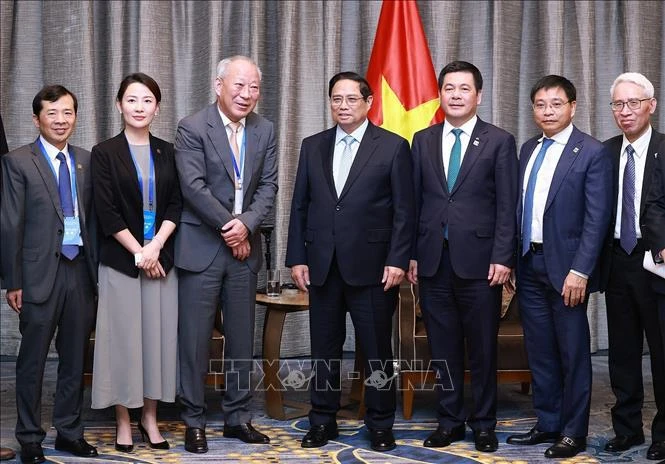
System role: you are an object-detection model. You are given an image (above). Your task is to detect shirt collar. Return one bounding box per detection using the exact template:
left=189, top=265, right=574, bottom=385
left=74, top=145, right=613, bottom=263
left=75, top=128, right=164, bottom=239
left=443, top=115, right=478, bottom=137
left=336, top=118, right=369, bottom=145
left=621, top=125, right=652, bottom=158
left=218, top=106, right=246, bottom=130
left=539, top=123, right=574, bottom=146
left=39, top=135, right=69, bottom=161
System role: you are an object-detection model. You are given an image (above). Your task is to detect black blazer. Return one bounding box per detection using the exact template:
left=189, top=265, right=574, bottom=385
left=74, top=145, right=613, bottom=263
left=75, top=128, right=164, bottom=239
left=91, top=132, right=182, bottom=277
left=599, top=130, right=664, bottom=291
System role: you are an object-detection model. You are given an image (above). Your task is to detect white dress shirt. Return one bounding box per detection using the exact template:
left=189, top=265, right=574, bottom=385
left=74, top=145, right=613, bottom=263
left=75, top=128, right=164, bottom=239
left=440, top=116, right=478, bottom=177
left=613, top=125, right=652, bottom=239
left=333, top=118, right=369, bottom=185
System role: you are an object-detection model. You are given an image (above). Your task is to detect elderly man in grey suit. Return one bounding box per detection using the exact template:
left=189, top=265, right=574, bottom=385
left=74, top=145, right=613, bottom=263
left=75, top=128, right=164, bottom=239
left=1, top=86, right=98, bottom=464
left=175, top=55, right=278, bottom=453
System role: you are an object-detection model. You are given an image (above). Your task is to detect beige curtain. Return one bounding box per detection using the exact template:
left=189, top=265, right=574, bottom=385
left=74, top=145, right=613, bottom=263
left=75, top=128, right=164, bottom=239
left=1, top=0, right=663, bottom=356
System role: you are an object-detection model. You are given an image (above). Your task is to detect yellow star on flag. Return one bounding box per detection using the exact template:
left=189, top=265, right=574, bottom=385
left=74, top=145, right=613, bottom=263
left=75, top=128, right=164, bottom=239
left=379, top=76, right=441, bottom=144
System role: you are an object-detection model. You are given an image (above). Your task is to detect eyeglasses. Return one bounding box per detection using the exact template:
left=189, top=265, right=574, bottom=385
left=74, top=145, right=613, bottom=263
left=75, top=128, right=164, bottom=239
left=331, top=95, right=365, bottom=108
left=532, top=100, right=571, bottom=112
left=609, top=98, right=651, bottom=112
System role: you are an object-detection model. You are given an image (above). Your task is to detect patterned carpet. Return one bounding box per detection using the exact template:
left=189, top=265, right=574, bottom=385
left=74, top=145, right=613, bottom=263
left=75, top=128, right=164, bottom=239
left=1, top=356, right=659, bottom=463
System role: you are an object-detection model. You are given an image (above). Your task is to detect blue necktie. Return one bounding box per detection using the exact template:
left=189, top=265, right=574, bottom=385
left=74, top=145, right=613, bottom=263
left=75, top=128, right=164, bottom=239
left=56, top=152, right=79, bottom=260
left=620, top=144, right=637, bottom=254
left=447, top=128, right=463, bottom=189
left=521, top=138, right=554, bottom=256
left=444, top=128, right=463, bottom=240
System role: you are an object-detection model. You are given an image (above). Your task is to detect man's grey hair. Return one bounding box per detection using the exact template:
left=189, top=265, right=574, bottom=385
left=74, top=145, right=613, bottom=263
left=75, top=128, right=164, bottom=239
left=216, top=55, right=262, bottom=81
left=610, top=72, right=655, bottom=99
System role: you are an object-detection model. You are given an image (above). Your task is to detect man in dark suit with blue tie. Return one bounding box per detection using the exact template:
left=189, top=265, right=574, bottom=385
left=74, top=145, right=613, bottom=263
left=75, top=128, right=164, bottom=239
left=506, top=75, right=612, bottom=458
left=1, top=86, right=98, bottom=463
left=286, top=72, right=414, bottom=452
left=407, top=61, right=518, bottom=453
left=599, top=73, right=665, bottom=459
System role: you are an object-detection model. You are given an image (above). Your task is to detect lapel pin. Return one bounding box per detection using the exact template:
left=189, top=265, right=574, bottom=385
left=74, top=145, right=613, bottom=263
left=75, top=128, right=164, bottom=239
left=655, top=153, right=659, bottom=159
left=157, top=149, right=161, bottom=154
left=473, top=138, right=480, bottom=146
left=573, top=147, right=580, bottom=153
left=77, top=164, right=83, bottom=169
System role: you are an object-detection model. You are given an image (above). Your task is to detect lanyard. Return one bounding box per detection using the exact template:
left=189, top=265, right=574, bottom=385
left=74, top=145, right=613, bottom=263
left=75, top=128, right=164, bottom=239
left=127, top=142, right=155, bottom=211
left=38, top=139, right=78, bottom=215
left=230, top=129, right=246, bottom=188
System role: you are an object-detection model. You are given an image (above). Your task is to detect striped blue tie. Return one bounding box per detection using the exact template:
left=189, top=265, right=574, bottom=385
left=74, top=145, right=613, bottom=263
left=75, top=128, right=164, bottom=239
left=620, top=144, right=637, bottom=254
left=521, top=138, right=554, bottom=256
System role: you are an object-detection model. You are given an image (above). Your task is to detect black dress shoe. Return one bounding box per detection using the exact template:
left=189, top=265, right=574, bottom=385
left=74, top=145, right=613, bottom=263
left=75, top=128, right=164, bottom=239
left=474, top=429, right=498, bottom=452
left=54, top=436, right=98, bottom=457
left=223, top=423, right=270, bottom=444
left=604, top=434, right=645, bottom=452
left=544, top=436, right=586, bottom=458
left=648, top=441, right=665, bottom=460
left=184, top=427, right=208, bottom=454
left=20, top=443, right=44, bottom=464
left=369, top=428, right=396, bottom=452
left=423, top=424, right=465, bottom=447
left=301, top=423, right=339, bottom=448
left=507, top=427, right=560, bottom=445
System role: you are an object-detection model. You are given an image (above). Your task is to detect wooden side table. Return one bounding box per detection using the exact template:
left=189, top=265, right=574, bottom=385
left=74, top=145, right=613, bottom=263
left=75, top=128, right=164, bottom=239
left=256, top=291, right=310, bottom=420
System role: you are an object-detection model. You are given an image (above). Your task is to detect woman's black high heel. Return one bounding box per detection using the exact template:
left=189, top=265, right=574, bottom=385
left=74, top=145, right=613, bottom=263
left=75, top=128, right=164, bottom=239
left=138, top=422, right=170, bottom=450
left=115, top=426, right=134, bottom=452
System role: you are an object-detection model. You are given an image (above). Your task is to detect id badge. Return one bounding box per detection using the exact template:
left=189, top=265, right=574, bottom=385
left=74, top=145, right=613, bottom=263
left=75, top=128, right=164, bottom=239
left=143, top=210, right=156, bottom=239
left=233, top=188, right=243, bottom=215
left=63, top=216, right=81, bottom=245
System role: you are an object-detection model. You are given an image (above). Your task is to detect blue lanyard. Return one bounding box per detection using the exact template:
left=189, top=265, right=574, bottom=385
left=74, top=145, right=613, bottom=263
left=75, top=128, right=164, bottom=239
left=127, top=142, right=155, bottom=211
left=230, top=129, right=246, bottom=185
left=37, top=138, right=78, bottom=214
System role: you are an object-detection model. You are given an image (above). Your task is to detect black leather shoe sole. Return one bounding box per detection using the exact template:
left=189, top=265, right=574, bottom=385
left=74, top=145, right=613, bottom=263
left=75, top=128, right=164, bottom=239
left=424, top=425, right=466, bottom=448
left=545, top=437, right=586, bottom=458
left=301, top=424, right=339, bottom=448
left=507, top=428, right=560, bottom=445
left=604, top=435, right=645, bottom=452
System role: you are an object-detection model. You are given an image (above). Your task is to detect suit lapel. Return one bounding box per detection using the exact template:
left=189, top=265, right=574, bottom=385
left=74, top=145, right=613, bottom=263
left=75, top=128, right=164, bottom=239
left=242, top=114, right=258, bottom=201
left=641, top=132, right=663, bottom=216
left=117, top=133, right=143, bottom=206
left=426, top=124, right=447, bottom=193
left=206, top=104, right=236, bottom=182
left=450, top=119, right=488, bottom=194
left=517, top=137, right=539, bottom=227
left=544, top=127, right=584, bottom=212
left=321, top=129, right=337, bottom=200
left=69, top=147, right=87, bottom=228
left=30, top=142, right=63, bottom=222
left=338, top=123, right=378, bottom=199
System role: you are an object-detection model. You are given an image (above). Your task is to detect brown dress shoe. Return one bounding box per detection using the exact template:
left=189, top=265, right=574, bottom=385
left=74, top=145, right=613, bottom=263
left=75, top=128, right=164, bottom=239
left=0, top=447, right=16, bottom=461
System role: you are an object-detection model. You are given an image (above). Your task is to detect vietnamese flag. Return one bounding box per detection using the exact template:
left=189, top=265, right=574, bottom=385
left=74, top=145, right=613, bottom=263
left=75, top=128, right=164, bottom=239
left=366, top=0, right=443, bottom=144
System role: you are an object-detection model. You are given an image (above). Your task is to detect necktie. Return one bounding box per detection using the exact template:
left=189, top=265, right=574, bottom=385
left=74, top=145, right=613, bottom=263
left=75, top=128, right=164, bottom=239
left=521, top=138, right=554, bottom=256
left=335, top=135, right=354, bottom=195
left=228, top=122, right=241, bottom=163
left=620, top=144, right=637, bottom=254
left=447, top=128, right=463, bottom=189
left=56, top=152, right=79, bottom=260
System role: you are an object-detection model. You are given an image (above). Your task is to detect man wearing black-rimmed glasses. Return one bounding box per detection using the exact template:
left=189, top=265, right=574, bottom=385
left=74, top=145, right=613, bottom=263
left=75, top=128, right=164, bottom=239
left=600, top=72, right=665, bottom=460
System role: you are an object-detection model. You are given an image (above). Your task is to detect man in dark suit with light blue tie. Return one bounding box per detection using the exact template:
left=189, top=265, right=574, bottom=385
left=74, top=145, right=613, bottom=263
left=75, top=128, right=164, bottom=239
left=1, top=86, right=98, bottom=463
left=408, top=61, right=518, bottom=453
left=599, top=73, right=665, bottom=459
left=506, top=75, right=612, bottom=458
left=286, top=71, right=414, bottom=452
left=175, top=56, right=277, bottom=452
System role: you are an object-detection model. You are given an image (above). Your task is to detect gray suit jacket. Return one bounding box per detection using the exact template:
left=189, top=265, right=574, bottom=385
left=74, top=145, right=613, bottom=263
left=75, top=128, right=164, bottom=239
left=174, top=104, right=278, bottom=273
left=0, top=141, right=97, bottom=303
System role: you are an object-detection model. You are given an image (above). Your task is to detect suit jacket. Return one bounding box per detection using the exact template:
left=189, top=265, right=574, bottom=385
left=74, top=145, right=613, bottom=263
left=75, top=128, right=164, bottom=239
left=174, top=104, right=278, bottom=273
left=517, top=126, right=612, bottom=293
left=0, top=141, right=97, bottom=302
left=412, top=118, right=518, bottom=279
left=599, top=130, right=664, bottom=291
left=643, top=139, right=665, bottom=294
left=285, top=122, right=414, bottom=287
left=91, top=132, right=182, bottom=277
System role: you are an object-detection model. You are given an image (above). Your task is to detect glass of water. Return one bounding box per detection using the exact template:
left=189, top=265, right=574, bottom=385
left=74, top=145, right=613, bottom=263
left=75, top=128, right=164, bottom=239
left=267, top=269, right=281, bottom=297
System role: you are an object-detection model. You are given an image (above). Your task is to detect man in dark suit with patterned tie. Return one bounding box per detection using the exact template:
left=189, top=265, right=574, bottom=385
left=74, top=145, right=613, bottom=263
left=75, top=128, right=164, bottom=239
left=507, top=75, right=612, bottom=458
left=408, top=61, right=518, bottom=454
left=286, top=72, right=414, bottom=452
left=599, top=73, right=665, bottom=459
left=1, top=86, right=98, bottom=464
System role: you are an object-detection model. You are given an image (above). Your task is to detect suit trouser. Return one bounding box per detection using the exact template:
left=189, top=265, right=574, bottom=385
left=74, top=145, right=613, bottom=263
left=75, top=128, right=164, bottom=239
left=418, top=246, right=501, bottom=431
left=308, top=258, right=398, bottom=430
left=518, top=250, right=591, bottom=438
left=177, top=245, right=257, bottom=428
left=605, top=243, right=665, bottom=441
left=15, top=255, right=95, bottom=445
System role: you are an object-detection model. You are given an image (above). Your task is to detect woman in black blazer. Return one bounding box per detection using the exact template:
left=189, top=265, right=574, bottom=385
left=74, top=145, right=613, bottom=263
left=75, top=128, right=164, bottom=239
left=90, top=73, right=181, bottom=452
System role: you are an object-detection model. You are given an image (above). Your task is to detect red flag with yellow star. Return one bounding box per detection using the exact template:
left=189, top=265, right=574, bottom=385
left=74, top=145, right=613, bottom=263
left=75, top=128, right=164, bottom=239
left=366, top=0, right=443, bottom=144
